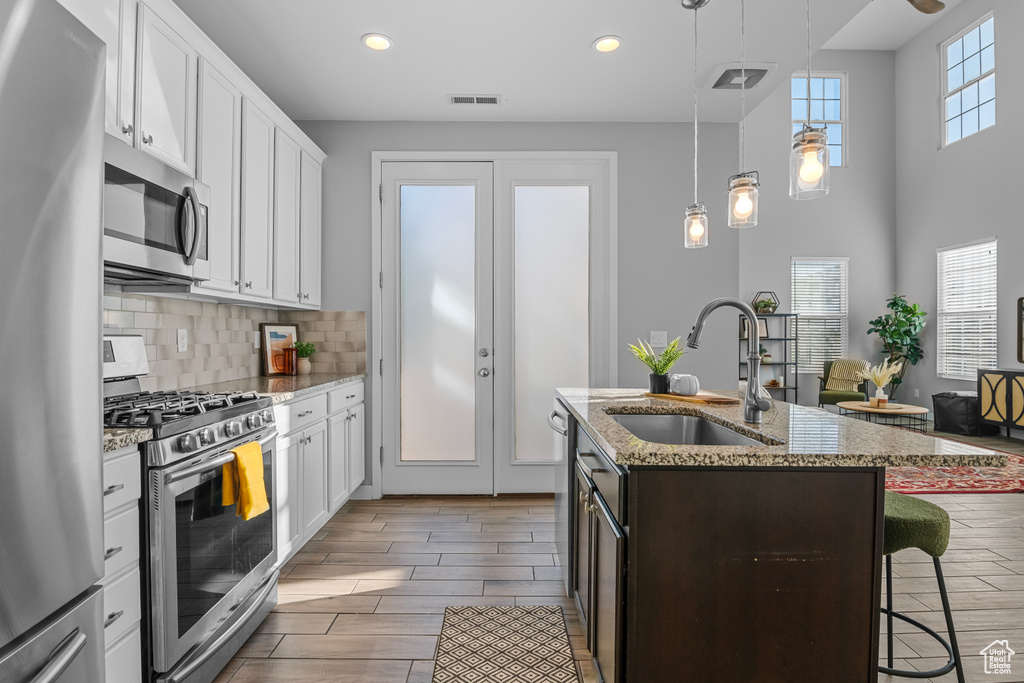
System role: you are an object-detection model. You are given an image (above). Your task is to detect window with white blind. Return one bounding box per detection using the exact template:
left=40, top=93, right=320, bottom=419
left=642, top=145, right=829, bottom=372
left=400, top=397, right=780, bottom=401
left=937, top=239, right=997, bottom=380
left=791, top=258, right=849, bottom=374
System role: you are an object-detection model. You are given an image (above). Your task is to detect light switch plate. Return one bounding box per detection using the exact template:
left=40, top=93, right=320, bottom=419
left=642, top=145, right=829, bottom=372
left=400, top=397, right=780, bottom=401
left=650, top=331, right=668, bottom=347
left=254, top=331, right=260, bottom=349
left=176, top=329, right=188, bottom=353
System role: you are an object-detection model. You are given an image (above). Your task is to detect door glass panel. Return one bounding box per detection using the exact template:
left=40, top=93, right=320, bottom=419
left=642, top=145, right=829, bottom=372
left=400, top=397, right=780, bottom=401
left=400, top=185, right=477, bottom=461
left=514, top=186, right=589, bottom=460
left=174, top=447, right=273, bottom=637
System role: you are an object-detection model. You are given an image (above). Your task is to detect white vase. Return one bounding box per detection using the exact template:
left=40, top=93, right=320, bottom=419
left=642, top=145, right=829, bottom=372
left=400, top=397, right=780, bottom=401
left=297, top=358, right=312, bottom=375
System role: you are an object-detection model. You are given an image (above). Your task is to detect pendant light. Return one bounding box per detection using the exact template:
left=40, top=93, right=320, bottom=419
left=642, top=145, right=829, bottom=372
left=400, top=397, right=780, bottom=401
left=684, top=0, right=708, bottom=248
left=789, top=0, right=829, bottom=200
left=728, top=0, right=759, bottom=228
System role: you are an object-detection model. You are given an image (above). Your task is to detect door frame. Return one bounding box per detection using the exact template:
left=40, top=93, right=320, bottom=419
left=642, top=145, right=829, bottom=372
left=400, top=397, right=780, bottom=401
left=368, top=151, right=618, bottom=499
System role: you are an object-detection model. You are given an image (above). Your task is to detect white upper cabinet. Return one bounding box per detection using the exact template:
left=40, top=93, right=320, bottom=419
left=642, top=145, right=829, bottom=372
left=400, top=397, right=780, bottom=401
left=240, top=99, right=275, bottom=299
left=273, top=130, right=302, bottom=305
left=300, top=154, right=323, bottom=308
left=194, top=60, right=241, bottom=293
left=57, top=0, right=136, bottom=143
left=136, top=3, right=197, bottom=174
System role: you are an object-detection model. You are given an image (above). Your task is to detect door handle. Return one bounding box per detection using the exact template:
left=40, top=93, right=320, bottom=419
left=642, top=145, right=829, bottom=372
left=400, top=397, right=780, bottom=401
left=547, top=410, right=568, bottom=436
left=103, top=483, right=124, bottom=497
left=104, top=545, right=124, bottom=561
left=182, top=186, right=200, bottom=266
left=104, top=610, right=125, bottom=628
left=479, top=348, right=489, bottom=357
left=478, top=369, right=490, bottom=377
left=298, top=410, right=314, bottom=418
left=29, top=630, right=87, bottom=683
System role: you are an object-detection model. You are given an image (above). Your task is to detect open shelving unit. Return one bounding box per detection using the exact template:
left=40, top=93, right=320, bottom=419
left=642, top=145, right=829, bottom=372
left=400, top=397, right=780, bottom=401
left=739, top=313, right=799, bottom=404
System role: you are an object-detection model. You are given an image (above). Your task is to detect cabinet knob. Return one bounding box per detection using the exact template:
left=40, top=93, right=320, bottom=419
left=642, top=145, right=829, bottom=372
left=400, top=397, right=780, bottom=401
left=298, top=293, right=303, bottom=301
left=303, top=294, right=310, bottom=300
left=478, top=368, right=490, bottom=377
left=245, top=281, right=252, bottom=289
left=234, top=280, right=240, bottom=286
left=121, top=123, right=134, bottom=137
left=142, top=132, right=153, bottom=145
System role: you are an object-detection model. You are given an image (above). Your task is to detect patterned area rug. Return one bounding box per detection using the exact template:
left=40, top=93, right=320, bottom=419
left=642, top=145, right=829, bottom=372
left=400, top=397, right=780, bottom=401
left=433, top=605, right=579, bottom=683
left=886, top=446, right=1024, bottom=494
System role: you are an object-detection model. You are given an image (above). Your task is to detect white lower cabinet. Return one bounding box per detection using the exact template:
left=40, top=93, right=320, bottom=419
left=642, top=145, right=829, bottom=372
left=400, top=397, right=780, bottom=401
left=274, top=381, right=364, bottom=564
left=101, top=445, right=143, bottom=683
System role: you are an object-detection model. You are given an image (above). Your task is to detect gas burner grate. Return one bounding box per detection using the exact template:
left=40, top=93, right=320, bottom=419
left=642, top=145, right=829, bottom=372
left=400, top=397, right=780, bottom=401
left=103, top=390, right=264, bottom=429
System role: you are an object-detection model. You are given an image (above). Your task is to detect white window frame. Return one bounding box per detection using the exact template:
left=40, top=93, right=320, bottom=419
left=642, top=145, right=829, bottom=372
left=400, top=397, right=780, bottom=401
left=791, top=257, right=849, bottom=375
left=940, top=12, right=995, bottom=147
left=936, top=238, right=998, bottom=381
left=790, top=71, right=847, bottom=167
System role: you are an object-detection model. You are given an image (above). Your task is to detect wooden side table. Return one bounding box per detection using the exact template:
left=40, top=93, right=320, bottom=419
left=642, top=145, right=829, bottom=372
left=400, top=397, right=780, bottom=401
left=836, top=401, right=930, bottom=434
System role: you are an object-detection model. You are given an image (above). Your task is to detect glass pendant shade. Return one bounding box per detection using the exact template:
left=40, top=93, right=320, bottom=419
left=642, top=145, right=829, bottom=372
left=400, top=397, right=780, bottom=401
left=789, top=126, right=830, bottom=199
left=727, top=173, right=759, bottom=228
left=684, top=203, right=708, bottom=249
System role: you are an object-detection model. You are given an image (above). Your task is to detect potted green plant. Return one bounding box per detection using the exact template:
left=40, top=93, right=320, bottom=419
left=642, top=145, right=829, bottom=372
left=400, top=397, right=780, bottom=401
left=750, top=291, right=779, bottom=315
left=866, top=294, right=926, bottom=400
left=759, top=344, right=772, bottom=364
left=628, top=337, right=685, bottom=394
left=293, top=341, right=316, bottom=375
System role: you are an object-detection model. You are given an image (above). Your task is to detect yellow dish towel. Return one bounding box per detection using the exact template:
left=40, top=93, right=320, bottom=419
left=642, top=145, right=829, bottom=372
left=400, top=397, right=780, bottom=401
left=221, top=441, right=270, bottom=520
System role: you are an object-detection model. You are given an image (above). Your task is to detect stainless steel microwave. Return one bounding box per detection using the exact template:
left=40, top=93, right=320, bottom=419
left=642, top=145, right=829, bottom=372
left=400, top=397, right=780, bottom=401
left=103, top=135, right=211, bottom=286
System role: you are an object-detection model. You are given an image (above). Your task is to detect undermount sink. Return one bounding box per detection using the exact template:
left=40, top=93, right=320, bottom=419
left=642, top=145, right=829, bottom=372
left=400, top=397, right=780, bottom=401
left=609, top=413, right=761, bottom=446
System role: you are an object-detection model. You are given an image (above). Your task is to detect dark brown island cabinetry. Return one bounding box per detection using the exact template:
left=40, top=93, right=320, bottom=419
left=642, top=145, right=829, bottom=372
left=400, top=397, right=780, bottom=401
left=563, top=417, right=886, bottom=683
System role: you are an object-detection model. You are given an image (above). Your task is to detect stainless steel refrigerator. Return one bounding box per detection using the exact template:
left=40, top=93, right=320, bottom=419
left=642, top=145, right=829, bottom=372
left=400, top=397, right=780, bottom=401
left=0, top=0, right=106, bottom=680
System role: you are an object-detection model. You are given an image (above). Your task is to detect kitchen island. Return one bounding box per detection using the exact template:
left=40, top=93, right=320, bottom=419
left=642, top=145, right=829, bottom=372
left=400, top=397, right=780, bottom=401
left=554, top=388, right=1004, bottom=683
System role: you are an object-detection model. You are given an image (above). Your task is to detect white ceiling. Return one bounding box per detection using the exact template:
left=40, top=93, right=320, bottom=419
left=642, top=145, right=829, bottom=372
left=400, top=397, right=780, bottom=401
left=172, top=0, right=872, bottom=123
left=824, top=0, right=964, bottom=51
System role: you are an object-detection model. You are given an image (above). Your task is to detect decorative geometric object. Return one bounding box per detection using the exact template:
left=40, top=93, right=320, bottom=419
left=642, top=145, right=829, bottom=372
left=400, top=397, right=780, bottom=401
left=751, top=291, right=779, bottom=314
left=433, top=605, right=579, bottom=683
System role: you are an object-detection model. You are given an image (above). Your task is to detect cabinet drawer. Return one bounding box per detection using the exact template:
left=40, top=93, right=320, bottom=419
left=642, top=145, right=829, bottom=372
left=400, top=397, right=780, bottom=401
left=274, top=393, right=328, bottom=435
left=103, top=450, right=141, bottom=513
left=105, top=624, right=141, bottom=682
left=103, top=506, right=140, bottom=579
left=576, top=426, right=627, bottom=526
left=103, top=568, right=141, bottom=648
left=328, top=382, right=364, bottom=414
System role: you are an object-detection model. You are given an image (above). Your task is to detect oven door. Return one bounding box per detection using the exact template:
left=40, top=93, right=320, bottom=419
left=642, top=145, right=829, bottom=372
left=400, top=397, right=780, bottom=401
left=149, top=429, right=276, bottom=674
left=103, top=135, right=209, bottom=283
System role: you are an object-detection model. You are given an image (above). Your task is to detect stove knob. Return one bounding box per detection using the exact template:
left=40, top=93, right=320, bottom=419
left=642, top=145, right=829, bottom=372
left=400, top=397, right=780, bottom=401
left=261, top=409, right=274, bottom=424
left=247, top=414, right=263, bottom=430
left=199, top=428, right=216, bottom=446
left=225, top=421, right=242, bottom=438
left=178, top=434, right=199, bottom=453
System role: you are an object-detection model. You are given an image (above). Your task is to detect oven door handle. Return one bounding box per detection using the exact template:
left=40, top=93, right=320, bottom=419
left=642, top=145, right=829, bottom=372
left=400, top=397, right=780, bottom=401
left=164, top=431, right=276, bottom=485
left=157, top=569, right=279, bottom=683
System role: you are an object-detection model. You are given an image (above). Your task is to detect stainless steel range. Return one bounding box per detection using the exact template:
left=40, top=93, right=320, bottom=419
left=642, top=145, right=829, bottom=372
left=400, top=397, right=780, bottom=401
left=103, top=335, right=279, bottom=683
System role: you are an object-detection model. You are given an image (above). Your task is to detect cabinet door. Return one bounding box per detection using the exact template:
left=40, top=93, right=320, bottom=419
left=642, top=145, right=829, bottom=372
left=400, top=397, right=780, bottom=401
left=299, top=153, right=322, bottom=307
left=273, top=130, right=301, bottom=304
left=57, top=0, right=136, bottom=143
left=979, top=372, right=1008, bottom=425
left=240, top=99, right=275, bottom=299
left=301, top=421, right=329, bottom=537
left=591, top=491, right=625, bottom=683
left=347, top=404, right=366, bottom=491
left=275, top=432, right=302, bottom=562
left=328, top=412, right=350, bottom=512
left=137, top=3, right=197, bottom=174
left=573, top=463, right=593, bottom=644
left=194, top=60, right=241, bottom=293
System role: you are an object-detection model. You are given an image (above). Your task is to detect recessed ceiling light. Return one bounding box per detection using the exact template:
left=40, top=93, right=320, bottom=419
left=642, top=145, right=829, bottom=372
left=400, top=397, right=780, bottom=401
left=592, top=36, right=622, bottom=53
left=362, top=34, right=392, bottom=51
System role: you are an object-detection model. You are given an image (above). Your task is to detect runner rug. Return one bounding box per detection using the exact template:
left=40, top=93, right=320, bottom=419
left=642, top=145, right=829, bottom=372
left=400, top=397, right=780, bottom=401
left=885, top=444, right=1024, bottom=494
left=433, top=605, right=579, bottom=683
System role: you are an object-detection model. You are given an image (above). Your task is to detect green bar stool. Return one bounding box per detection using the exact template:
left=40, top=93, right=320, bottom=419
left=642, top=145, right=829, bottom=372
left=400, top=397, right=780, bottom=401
left=880, top=491, right=964, bottom=682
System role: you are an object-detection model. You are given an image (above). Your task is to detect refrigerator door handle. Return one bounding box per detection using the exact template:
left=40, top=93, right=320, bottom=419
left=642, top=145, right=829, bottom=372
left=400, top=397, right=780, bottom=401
left=29, top=630, right=87, bottom=683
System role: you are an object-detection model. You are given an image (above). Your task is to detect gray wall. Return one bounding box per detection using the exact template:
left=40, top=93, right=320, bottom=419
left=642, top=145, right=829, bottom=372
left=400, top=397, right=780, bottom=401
left=894, top=1, right=1024, bottom=410
left=297, top=121, right=741, bottom=484
left=739, top=50, right=898, bottom=405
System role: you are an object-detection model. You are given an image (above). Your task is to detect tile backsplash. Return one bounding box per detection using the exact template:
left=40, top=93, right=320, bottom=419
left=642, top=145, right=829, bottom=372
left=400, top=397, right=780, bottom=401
left=103, top=292, right=365, bottom=392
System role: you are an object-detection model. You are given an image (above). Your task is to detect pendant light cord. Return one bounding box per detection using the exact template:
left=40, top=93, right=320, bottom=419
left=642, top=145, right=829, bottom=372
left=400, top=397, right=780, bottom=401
left=693, top=7, right=699, bottom=203
left=739, top=0, right=746, bottom=172
left=806, top=0, right=812, bottom=125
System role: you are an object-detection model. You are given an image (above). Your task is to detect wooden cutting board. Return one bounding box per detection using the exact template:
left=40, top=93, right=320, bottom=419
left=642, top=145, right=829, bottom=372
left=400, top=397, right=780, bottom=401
left=645, top=391, right=742, bottom=405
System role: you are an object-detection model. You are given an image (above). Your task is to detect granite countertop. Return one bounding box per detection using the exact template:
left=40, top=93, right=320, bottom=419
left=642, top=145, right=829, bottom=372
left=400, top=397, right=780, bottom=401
left=557, top=387, right=1007, bottom=469
left=102, top=372, right=367, bottom=452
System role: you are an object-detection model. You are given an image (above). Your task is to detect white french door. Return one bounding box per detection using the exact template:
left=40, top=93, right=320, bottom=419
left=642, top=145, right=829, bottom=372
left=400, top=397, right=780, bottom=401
left=377, top=156, right=615, bottom=496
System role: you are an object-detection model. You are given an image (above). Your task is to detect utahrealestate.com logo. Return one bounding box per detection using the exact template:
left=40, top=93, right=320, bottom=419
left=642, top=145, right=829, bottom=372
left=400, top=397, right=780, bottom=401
left=980, top=639, right=1015, bottom=675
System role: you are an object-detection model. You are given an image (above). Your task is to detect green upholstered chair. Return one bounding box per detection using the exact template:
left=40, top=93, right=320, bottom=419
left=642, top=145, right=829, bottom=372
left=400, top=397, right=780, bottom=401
left=880, top=491, right=964, bottom=683
left=817, top=360, right=869, bottom=408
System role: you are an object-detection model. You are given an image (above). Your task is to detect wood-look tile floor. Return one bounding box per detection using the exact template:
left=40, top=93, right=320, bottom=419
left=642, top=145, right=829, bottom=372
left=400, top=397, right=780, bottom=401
left=215, top=429, right=1024, bottom=683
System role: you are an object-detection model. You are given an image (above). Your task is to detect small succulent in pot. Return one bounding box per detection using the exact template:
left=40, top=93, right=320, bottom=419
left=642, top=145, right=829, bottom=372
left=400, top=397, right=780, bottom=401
left=628, top=337, right=686, bottom=394
left=293, top=341, right=316, bottom=359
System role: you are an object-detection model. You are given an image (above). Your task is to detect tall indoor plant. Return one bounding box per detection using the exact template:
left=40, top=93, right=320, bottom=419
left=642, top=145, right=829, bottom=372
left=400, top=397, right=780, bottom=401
left=628, top=337, right=685, bottom=394
left=866, top=294, right=926, bottom=400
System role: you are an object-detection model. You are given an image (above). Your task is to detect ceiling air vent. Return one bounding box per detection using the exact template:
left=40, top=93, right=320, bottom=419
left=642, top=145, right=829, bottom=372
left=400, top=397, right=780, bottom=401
left=449, top=94, right=502, bottom=105
left=705, top=62, right=777, bottom=90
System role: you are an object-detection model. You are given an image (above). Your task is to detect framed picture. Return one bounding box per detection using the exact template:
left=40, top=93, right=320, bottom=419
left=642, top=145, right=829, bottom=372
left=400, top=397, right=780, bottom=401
left=260, top=323, right=298, bottom=376
left=740, top=317, right=770, bottom=339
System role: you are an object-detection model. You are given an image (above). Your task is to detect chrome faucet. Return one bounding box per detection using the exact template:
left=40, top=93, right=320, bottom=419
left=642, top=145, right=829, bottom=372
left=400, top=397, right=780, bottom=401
left=686, top=297, right=771, bottom=424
